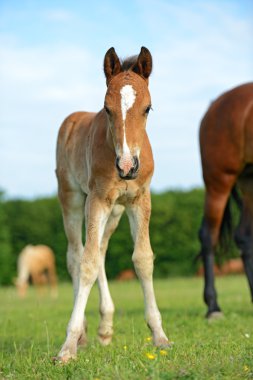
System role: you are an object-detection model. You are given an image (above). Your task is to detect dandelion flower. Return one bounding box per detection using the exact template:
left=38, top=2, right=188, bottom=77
left=145, top=337, right=152, bottom=342
left=123, top=345, right=127, bottom=351
left=244, top=365, right=249, bottom=372
left=145, top=352, right=156, bottom=360
left=160, top=349, right=168, bottom=356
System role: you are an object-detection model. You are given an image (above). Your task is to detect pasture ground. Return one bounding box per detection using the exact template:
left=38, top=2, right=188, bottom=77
left=0, top=276, right=253, bottom=379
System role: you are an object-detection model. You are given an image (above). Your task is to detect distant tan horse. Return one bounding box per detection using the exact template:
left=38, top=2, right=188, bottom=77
left=16, top=245, right=57, bottom=297
left=55, top=47, right=169, bottom=362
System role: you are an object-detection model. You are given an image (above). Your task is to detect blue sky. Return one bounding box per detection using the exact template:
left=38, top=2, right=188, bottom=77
left=0, top=0, right=252, bottom=198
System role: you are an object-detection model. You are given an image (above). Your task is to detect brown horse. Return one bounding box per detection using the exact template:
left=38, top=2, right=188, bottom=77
left=55, top=47, right=169, bottom=362
left=199, top=82, right=253, bottom=318
left=16, top=244, right=58, bottom=298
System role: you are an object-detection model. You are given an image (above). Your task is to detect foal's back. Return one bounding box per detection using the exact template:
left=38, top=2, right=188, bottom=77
left=56, top=111, right=97, bottom=192
left=57, top=111, right=96, bottom=160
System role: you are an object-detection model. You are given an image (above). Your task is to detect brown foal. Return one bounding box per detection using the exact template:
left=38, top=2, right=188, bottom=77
left=55, top=47, right=169, bottom=362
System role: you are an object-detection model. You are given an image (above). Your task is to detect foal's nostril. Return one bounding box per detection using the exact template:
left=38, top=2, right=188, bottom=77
left=115, top=156, right=121, bottom=172
left=132, top=156, right=139, bottom=172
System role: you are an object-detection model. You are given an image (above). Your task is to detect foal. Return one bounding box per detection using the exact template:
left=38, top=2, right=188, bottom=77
left=55, top=47, right=169, bottom=362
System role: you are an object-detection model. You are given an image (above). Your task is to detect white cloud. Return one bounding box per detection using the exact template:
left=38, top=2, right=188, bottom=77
left=145, top=1, right=252, bottom=191
left=43, top=9, right=74, bottom=22
left=0, top=43, right=105, bottom=198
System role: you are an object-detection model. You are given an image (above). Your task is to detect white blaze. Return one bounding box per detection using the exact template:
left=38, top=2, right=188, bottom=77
left=120, top=84, right=136, bottom=122
left=120, top=85, right=136, bottom=154
left=119, top=85, right=136, bottom=175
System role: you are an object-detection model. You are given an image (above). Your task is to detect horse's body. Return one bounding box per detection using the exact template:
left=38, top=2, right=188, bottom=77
left=16, top=244, right=57, bottom=297
left=116, top=269, right=136, bottom=281
left=55, top=47, right=169, bottom=362
left=199, top=82, right=253, bottom=317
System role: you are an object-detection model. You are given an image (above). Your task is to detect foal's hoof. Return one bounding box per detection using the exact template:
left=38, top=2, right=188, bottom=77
left=154, top=336, right=173, bottom=348
left=52, top=348, right=77, bottom=364
left=98, top=333, right=113, bottom=346
left=77, top=333, right=87, bottom=348
left=52, top=352, right=76, bottom=364
left=206, top=311, right=224, bottom=321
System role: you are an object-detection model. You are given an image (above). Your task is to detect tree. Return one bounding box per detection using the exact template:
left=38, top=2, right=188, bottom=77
left=0, top=192, right=14, bottom=284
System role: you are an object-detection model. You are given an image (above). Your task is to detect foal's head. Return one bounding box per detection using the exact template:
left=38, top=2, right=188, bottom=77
left=103, top=47, right=153, bottom=180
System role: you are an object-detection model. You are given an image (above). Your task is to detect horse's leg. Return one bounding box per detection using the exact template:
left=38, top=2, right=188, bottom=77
left=31, top=271, right=45, bottom=296
left=199, top=175, right=236, bottom=318
left=235, top=186, right=253, bottom=301
left=97, top=204, right=125, bottom=346
left=57, top=194, right=112, bottom=362
left=126, top=191, right=169, bottom=347
left=97, top=205, right=124, bottom=345
left=59, top=189, right=86, bottom=346
left=199, top=216, right=221, bottom=318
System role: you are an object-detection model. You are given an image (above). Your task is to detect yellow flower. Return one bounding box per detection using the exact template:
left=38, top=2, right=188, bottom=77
left=145, top=337, right=152, bottom=342
left=160, top=349, right=168, bottom=356
left=244, top=365, right=249, bottom=372
left=145, top=352, right=156, bottom=360
left=123, top=345, right=127, bottom=350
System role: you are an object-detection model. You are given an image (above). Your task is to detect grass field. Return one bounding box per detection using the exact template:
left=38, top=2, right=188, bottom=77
left=0, top=276, right=253, bottom=379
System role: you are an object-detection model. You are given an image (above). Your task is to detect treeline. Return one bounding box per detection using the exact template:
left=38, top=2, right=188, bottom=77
left=0, top=189, right=239, bottom=285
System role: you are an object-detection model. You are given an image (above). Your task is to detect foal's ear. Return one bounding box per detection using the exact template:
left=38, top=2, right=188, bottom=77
left=132, top=46, right=152, bottom=80
left=104, top=47, right=122, bottom=85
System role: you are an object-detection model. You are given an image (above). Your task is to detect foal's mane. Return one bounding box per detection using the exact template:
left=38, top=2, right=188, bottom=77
left=121, top=55, right=138, bottom=71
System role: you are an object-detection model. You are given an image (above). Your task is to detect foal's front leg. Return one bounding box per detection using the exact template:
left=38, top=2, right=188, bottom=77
left=126, top=191, right=169, bottom=347
left=57, top=195, right=112, bottom=362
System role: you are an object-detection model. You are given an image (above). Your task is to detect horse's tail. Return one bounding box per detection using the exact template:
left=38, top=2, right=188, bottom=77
left=218, top=186, right=242, bottom=252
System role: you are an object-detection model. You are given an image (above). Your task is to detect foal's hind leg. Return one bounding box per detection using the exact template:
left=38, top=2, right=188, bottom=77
left=235, top=183, right=253, bottom=301
left=200, top=175, right=235, bottom=318
left=59, top=189, right=87, bottom=346
left=97, top=205, right=124, bottom=345
left=127, top=191, right=169, bottom=347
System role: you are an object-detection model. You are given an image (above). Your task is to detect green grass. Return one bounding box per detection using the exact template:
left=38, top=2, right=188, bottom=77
left=0, top=276, right=253, bottom=379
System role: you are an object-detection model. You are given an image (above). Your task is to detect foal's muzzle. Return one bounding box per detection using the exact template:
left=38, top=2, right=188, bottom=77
left=116, top=155, right=139, bottom=180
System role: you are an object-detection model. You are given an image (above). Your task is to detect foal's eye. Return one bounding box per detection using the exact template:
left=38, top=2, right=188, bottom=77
left=145, top=105, right=152, bottom=115
left=104, top=106, right=111, bottom=116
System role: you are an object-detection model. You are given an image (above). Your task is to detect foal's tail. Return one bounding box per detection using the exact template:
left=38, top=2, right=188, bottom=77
left=219, top=186, right=242, bottom=252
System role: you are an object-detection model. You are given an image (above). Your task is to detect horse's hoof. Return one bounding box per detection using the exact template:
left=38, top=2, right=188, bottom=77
left=77, top=334, right=87, bottom=348
left=52, top=349, right=77, bottom=364
left=206, top=311, right=224, bottom=320
left=52, top=354, right=76, bottom=364
left=154, top=336, right=173, bottom=348
left=98, top=334, right=113, bottom=346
